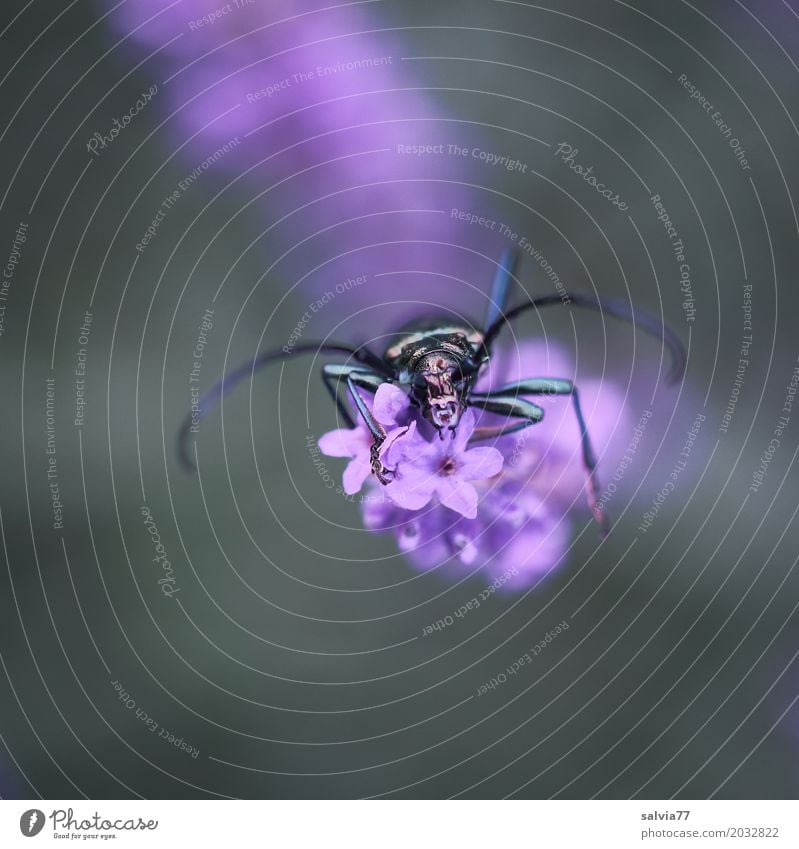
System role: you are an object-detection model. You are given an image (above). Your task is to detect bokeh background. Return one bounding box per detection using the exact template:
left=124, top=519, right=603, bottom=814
left=0, top=0, right=798, bottom=799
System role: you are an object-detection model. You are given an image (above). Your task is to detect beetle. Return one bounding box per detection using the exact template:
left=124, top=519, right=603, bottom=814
left=179, top=249, right=686, bottom=534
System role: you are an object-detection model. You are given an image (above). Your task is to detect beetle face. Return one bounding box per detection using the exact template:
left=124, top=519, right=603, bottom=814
left=414, top=352, right=466, bottom=433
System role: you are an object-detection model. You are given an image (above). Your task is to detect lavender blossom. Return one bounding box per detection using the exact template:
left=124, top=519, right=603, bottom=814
left=319, top=341, right=630, bottom=588
left=381, top=409, right=503, bottom=518
left=100, top=0, right=499, bottom=316
left=317, top=383, right=415, bottom=495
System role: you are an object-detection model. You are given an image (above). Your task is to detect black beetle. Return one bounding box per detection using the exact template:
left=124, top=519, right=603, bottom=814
left=179, top=249, right=685, bottom=534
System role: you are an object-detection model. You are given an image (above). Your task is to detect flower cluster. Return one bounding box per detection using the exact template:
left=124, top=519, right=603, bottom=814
left=319, top=342, right=628, bottom=589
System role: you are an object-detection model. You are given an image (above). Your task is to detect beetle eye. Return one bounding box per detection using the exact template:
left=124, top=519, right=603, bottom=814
left=458, top=358, right=478, bottom=377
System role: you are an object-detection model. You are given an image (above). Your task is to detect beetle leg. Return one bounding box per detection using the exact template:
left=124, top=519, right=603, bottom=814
left=472, top=378, right=608, bottom=536
left=344, top=374, right=398, bottom=484
left=321, top=364, right=386, bottom=428
left=178, top=340, right=378, bottom=472
left=468, top=395, right=545, bottom=440
left=320, top=364, right=397, bottom=481
left=482, top=285, right=686, bottom=385
left=369, top=441, right=394, bottom=484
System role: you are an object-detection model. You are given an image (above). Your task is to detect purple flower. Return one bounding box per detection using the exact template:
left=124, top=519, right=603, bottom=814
left=478, top=340, right=631, bottom=513
left=360, top=482, right=570, bottom=590
left=99, top=0, right=499, bottom=318
left=382, top=410, right=503, bottom=518
left=319, top=340, right=631, bottom=589
left=317, top=383, right=415, bottom=495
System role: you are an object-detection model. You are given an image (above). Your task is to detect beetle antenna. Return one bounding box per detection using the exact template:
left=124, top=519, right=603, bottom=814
left=483, top=283, right=686, bottom=384
left=177, top=341, right=383, bottom=472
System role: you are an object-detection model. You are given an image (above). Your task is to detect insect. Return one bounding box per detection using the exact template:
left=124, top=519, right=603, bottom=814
left=179, top=249, right=686, bottom=534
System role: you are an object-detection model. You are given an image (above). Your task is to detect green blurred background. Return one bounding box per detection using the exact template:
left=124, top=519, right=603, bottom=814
left=0, top=0, right=798, bottom=799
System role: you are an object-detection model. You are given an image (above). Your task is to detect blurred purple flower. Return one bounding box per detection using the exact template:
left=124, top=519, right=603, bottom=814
left=320, top=340, right=631, bottom=588
left=101, top=0, right=499, bottom=317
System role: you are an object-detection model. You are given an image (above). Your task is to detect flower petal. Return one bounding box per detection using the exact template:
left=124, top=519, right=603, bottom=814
left=342, top=458, right=371, bottom=495
left=499, top=510, right=571, bottom=587
left=361, top=488, right=397, bottom=530
left=436, top=476, right=478, bottom=519
left=458, top=446, right=504, bottom=481
left=451, top=530, right=479, bottom=565
left=318, top=427, right=368, bottom=459
left=397, top=519, right=424, bottom=552
left=372, top=383, right=410, bottom=425
left=380, top=422, right=416, bottom=467
left=384, top=484, right=434, bottom=511
left=451, top=408, right=476, bottom=453
left=386, top=426, right=440, bottom=472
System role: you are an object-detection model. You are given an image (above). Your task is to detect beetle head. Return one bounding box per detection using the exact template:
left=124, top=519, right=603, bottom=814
left=414, top=352, right=469, bottom=435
